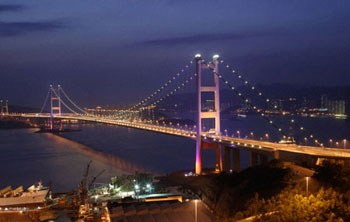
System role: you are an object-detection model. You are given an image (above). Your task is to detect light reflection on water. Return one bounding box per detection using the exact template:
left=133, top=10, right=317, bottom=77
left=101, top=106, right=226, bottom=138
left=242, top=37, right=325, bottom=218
left=0, top=129, right=141, bottom=192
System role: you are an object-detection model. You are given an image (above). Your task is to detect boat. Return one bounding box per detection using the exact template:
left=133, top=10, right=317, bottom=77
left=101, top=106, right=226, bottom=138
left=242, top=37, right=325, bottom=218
left=0, top=181, right=53, bottom=211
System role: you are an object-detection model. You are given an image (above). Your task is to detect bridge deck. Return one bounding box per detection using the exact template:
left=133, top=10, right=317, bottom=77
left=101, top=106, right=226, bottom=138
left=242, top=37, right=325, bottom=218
left=8, top=113, right=350, bottom=160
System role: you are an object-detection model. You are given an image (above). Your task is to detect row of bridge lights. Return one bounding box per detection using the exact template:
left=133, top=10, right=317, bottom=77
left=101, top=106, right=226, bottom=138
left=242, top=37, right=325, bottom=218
left=97, top=104, right=350, bottom=149
left=44, top=112, right=349, bottom=150
left=194, top=54, right=289, bottom=142
left=150, top=73, right=197, bottom=107
left=215, top=57, right=324, bottom=147
left=215, top=70, right=290, bottom=139
left=195, top=57, right=288, bottom=138
left=128, top=60, right=193, bottom=111
left=98, top=53, right=346, bottom=149
left=114, top=119, right=267, bottom=149
left=127, top=118, right=350, bottom=149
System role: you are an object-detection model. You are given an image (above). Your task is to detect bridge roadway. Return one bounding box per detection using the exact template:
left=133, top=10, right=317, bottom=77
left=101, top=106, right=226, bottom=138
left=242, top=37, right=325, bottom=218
left=8, top=113, right=350, bottom=161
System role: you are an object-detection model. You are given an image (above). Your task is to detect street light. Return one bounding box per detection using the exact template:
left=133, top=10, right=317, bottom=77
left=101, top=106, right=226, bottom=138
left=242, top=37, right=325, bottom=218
left=306, top=177, right=309, bottom=196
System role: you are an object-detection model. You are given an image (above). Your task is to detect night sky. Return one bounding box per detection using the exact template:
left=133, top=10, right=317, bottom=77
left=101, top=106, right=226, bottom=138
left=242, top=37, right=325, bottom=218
left=1, top=0, right=350, bottom=107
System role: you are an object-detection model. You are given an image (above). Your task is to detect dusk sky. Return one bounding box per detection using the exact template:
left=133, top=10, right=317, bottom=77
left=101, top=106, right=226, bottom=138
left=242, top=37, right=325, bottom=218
left=1, top=0, right=350, bottom=107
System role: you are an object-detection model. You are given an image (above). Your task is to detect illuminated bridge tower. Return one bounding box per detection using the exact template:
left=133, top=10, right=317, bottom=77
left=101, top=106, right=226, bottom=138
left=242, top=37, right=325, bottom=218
left=50, top=85, right=62, bottom=130
left=0, top=100, right=9, bottom=115
left=195, top=54, right=222, bottom=175
left=5, top=100, right=8, bottom=114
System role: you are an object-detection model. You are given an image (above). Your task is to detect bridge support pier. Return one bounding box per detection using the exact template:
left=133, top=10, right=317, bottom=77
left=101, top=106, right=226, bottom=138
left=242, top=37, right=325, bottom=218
left=260, top=154, right=268, bottom=165
left=216, top=145, right=223, bottom=172
left=274, top=151, right=279, bottom=160
left=232, top=148, right=240, bottom=172
left=250, top=151, right=258, bottom=167
left=195, top=140, right=202, bottom=175
left=223, top=146, right=231, bottom=172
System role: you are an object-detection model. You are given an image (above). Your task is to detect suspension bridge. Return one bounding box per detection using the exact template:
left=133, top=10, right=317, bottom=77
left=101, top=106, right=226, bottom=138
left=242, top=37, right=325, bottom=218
left=4, top=54, right=350, bottom=175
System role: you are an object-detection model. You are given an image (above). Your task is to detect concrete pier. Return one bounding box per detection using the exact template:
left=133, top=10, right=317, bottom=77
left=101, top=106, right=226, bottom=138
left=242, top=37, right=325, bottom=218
left=260, top=154, right=268, bottom=165
left=223, top=146, right=231, bottom=172
left=216, top=145, right=223, bottom=172
left=232, top=148, right=240, bottom=172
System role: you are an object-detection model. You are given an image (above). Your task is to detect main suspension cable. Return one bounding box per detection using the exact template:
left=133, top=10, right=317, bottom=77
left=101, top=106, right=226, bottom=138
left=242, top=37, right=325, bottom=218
left=40, top=89, right=50, bottom=113
left=58, top=86, right=88, bottom=114
left=128, top=60, right=194, bottom=111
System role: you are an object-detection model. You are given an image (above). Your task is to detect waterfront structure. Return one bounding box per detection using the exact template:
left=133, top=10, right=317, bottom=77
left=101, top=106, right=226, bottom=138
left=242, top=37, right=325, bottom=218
left=321, top=94, right=347, bottom=118
left=0, top=182, right=50, bottom=210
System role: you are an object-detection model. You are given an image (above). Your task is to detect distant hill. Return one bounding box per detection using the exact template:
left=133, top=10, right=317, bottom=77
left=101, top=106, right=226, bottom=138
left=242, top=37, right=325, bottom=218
left=7, top=105, right=41, bottom=113
left=155, top=84, right=350, bottom=112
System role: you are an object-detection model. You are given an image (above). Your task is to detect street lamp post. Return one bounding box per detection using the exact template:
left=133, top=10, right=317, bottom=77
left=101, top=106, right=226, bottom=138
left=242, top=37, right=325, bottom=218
left=306, top=177, right=309, bottom=196
left=194, top=199, right=198, bottom=222
left=265, top=133, right=269, bottom=141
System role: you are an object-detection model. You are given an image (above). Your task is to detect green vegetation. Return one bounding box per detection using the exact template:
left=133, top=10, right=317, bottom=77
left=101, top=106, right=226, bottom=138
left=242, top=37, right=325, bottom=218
left=229, top=160, right=350, bottom=222
left=160, top=160, right=292, bottom=218
left=232, top=186, right=350, bottom=222
left=110, top=173, right=152, bottom=193
left=215, top=160, right=291, bottom=196
left=314, top=160, right=350, bottom=191
left=110, top=175, right=135, bottom=192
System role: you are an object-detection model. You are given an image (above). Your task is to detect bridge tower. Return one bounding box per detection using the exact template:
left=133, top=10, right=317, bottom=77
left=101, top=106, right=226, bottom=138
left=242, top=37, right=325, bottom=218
left=5, top=100, right=8, bottom=114
left=0, top=100, right=9, bottom=114
left=195, top=54, right=222, bottom=175
left=49, top=85, right=62, bottom=129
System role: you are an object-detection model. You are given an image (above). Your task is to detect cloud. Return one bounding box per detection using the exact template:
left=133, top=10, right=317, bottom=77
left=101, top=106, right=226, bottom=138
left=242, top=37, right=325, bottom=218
left=136, top=32, right=269, bottom=46
left=0, top=20, right=66, bottom=37
left=0, top=4, right=24, bottom=12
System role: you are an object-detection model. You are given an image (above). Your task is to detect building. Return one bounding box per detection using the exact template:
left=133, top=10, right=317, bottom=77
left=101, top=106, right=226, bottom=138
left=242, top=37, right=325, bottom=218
left=321, top=95, right=346, bottom=116
left=346, top=88, right=350, bottom=118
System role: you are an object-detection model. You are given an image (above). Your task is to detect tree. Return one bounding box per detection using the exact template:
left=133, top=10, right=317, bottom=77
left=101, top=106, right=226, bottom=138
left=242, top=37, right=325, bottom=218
left=314, top=160, right=350, bottom=190
left=234, top=186, right=350, bottom=222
